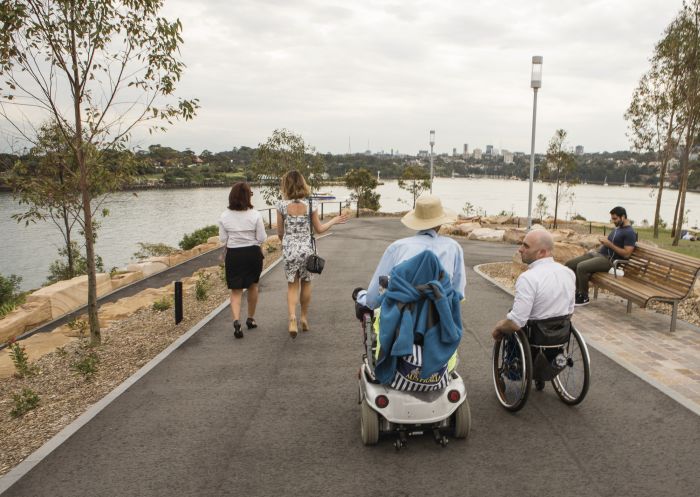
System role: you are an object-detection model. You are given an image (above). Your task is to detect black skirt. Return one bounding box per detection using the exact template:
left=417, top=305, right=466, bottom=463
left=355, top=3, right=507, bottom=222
left=225, top=245, right=264, bottom=289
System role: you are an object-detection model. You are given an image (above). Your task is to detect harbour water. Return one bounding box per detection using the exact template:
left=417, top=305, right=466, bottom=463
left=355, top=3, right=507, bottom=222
left=1, top=177, right=698, bottom=290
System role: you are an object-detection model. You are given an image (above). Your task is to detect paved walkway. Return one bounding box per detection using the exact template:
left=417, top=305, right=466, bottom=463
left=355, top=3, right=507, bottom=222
left=2, top=217, right=699, bottom=497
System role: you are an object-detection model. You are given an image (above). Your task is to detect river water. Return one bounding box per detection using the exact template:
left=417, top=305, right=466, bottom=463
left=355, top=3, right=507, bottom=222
left=1, top=178, right=699, bottom=290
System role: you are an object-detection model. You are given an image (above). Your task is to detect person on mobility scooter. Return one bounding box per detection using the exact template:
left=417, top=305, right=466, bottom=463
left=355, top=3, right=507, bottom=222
left=491, top=229, right=591, bottom=411
left=352, top=195, right=470, bottom=448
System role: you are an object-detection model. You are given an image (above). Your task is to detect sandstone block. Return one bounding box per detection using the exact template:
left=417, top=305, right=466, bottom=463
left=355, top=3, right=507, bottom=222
left=0, top=300, right=53, bottom=343
left=574, top=234, right=603, bottom=250
left=110, top=271, right=144, bottom=290
left=455, top=222, right=481, bottom=236
left=468, top=228, right=505, bottom=242
left=503, top=228, right=526, bottom=245
left=207, top=235, right=221, bottom=244
left=552, top=242, right=586, bottom=265
left=126, top=261, right=168, bottom=277
left=26, top=273, right=112, bottom=320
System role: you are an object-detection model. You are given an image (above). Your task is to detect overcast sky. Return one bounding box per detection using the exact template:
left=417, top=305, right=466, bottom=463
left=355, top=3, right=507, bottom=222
left=5, top=0, right=685, bottom=156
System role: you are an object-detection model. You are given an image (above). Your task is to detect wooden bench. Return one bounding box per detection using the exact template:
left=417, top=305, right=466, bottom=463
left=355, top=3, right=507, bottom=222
left=590, top=244, right=700, bottom=332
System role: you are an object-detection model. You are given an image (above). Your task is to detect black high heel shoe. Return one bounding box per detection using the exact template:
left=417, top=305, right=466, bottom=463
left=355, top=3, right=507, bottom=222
left=233, top=320, right=244, bottom=339
left=246, top=317, right=258, bottom=329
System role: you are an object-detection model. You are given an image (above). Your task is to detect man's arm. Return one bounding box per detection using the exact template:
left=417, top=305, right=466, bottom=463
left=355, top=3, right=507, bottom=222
left=453, top=243, right=466, bottom=299
left=492, top=276, right=535, bottom=340
left=365, top=244, right=396, bottom=309
left=598, top=236, right=634, bottom=259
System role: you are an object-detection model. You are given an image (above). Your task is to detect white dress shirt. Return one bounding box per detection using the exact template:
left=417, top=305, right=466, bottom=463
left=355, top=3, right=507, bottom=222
left=506, top=257, right=575, bottom=328
left=218, top=209, right=267, bottom=248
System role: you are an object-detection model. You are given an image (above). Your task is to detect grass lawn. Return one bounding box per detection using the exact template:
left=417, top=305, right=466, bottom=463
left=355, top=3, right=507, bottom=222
left=635, top=227, right=700, bottom=259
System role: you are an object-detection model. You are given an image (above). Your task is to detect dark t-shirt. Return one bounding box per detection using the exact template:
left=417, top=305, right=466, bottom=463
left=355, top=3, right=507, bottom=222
left=599, top=225, right=636, bottom=260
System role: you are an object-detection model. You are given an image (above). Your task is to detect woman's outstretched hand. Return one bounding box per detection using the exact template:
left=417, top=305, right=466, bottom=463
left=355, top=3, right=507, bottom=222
left=333, top=213, right=350, bottom=225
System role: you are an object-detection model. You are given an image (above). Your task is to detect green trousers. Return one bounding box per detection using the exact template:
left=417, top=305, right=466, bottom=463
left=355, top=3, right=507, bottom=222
left=565, top=253, right=612, bottom=296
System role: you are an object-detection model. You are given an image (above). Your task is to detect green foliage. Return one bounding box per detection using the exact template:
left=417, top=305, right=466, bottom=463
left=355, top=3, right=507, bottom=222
left=133, top=242, right=177, bottom=261
left=543, top=129, right=578, bottom=228
left=152, top=297, right=172, bottom=312
left=572, top=213, right=587, bottom=221
left=398, top=166, right=431, bottom=208
left=179, top=225, right=218, bottom=250
left=195, top=272, right=211, bottom=301
left=251, top=129, right=326, bottom=205
left=10, top=388, right=40, bottom=418
left=7, top=338, right=35, bottom=378
left=0, top=273, right=24, bottom=316
left=71, top=351, right=100, bottom=379
left=46, top=241, right=104, bottom=285
left=67, top=317, right=89, bottom=339
left=345, top=168, right=380, bottom=211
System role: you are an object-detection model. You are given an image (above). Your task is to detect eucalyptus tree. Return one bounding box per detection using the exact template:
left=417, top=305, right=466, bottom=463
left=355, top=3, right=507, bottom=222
left=625, top=61, right=681, bottom=239
left=542, top=129, right=577, bottom=229
left=345, top=167, right=380, bottom=212
left=251, top=128, right=326, bottom=205
left=398, top=165, right=430, bottom=208
left=0, top=0, right=198, bottom=343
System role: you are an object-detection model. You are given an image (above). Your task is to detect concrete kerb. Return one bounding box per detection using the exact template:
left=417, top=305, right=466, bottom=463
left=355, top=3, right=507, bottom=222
left=0, top=255, right=285, bottom=495
left=472, top=263, right=700, bottom=417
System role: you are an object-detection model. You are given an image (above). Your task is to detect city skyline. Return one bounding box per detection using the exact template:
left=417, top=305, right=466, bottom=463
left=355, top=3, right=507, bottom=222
left=0, top=0, right=684, bottom=156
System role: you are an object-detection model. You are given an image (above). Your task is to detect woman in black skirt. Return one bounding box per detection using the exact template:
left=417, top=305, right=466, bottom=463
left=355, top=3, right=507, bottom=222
left=218, top=182, right=267, bottom=338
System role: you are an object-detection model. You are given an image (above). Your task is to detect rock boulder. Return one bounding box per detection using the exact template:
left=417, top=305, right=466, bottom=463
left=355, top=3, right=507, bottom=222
left=468, top=228, right=505, bottom=242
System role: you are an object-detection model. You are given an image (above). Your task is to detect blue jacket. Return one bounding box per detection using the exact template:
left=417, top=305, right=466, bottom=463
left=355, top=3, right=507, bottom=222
left=374, top=250, right=463, bottom=384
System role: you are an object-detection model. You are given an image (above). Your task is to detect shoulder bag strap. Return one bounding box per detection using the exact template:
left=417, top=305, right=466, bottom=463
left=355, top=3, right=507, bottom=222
left=308, top=197, right=317, bottom=254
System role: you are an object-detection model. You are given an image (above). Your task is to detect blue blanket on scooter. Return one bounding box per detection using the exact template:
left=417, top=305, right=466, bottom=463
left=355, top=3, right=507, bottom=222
left=375, top=251, right=462, bottom=384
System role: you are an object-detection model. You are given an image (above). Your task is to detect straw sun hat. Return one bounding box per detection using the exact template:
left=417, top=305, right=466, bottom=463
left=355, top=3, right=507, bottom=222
left=401, top=194, right=457, bottom=230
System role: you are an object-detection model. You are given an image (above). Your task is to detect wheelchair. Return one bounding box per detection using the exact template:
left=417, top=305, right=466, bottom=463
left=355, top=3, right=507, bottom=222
left=354, top=287, right=471, bottom=449
left=491, top=316, right=590, bottom=412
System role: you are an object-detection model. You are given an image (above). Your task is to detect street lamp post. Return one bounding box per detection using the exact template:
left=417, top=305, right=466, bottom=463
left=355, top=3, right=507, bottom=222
left=527, top=56, right=543, bottom=229
left=429, top=129, right=435, bottom=193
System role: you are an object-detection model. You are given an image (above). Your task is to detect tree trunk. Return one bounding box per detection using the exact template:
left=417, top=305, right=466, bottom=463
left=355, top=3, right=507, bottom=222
left=671, top=176, right=682, bottom=238
left=672, top=150, right=691, bottom=246
left=653, top=157, right=668, bottom=239
left=553, top=177, right=560, bottom=229
left=62, top=204, right=74, bottom=277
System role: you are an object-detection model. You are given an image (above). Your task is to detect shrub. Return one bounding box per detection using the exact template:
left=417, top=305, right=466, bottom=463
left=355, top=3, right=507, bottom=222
left=179, top=225, right=218, bottom=250
left=133, top=242, right=177, bottom=261
left=152, top=296, right=172, bottom=311
left=46, top=241, right=104, bottom=285
left=572, top=213, right=587, bottom=221
left=67, top=317, right=89, bottom=339
left=0, top=273, right=24, bottom=316
left=7, top=337, right=34, bottom=378
left=195, top=272, right=211, bottom=301
left=71, top=351, right=99, bottom=379
left=10, top=388, right=40, bottom=418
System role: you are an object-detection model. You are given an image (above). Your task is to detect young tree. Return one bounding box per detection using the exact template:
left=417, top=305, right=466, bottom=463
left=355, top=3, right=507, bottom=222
left=535, top=194, right=549, bottom=223
left=344, top=168, right=380, bottom=212
left=625, top=60, right=681, bottom=239
left=0, top=1, right=198, bottom=343
left=398, top=165, right=430, bottom=208
left=542, top=129, right=577, bottom=229
left=251, top=129, right=326, bottom=205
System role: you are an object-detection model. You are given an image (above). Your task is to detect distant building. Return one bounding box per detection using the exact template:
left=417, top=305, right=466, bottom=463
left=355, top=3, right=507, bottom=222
left=486, top=145, right=493, bottom=156
left=503, top=150, right=514, bottom=164
left=417, top=150, right=429, bottom=158
left=575, top=145, right=584, bottom=155
left=463, top=143, right=469, bottom=158
left=473, top=148, right=483, bottom=160
left=452, top=147, right=457, bottom=157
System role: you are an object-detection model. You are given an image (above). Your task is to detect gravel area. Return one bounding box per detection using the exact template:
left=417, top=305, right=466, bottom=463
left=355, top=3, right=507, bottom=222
left=0, top=251, right=281, bottom=477
left=478, top=262, right=700, bottom=328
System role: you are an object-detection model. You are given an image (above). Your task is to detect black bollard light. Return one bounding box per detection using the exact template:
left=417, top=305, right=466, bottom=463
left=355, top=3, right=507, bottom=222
left=174, top=281, right=183, bottom=324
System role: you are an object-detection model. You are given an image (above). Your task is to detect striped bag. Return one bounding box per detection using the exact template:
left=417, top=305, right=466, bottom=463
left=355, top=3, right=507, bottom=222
left=390, top=344, right=449, bottom=392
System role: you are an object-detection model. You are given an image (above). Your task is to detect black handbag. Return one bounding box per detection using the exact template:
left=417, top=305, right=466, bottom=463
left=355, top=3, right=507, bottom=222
left=305, top=197, right=325, bottom=274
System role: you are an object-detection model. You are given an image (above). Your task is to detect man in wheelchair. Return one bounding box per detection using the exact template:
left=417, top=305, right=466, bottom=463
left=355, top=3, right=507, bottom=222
left=353, top=194, right=466, bottom=392
left=491, top=229, right=576, bottom=385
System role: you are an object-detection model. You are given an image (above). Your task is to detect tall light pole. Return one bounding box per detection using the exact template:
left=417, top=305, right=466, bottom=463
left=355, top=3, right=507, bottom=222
left=527, top=56, right=543, bottom=229
left=429, top=129, right=435, bottom=193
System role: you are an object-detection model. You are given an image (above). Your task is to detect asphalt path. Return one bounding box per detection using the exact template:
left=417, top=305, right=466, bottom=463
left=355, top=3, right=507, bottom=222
left=3, top=218, right=699, bottom=497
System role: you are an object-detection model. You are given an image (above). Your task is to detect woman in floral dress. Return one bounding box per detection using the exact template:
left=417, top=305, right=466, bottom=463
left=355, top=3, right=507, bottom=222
left=276, top=171, right=349, bottom=338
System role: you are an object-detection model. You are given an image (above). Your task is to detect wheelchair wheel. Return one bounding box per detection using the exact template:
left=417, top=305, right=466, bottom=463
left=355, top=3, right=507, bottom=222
left=551, top=326, right=590, bottom=405
left=451, top=400, right=471, bottom=439
left=492, top=330, right=532, bottom=412
left=360, top=400, right=379, bottom=445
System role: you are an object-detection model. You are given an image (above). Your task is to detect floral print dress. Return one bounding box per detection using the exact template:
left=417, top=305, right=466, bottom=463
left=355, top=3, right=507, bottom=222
left=276, top=199, right=316, bottom=282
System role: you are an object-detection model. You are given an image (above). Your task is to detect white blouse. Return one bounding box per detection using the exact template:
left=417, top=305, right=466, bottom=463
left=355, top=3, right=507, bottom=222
left=218, top=209, right=267, bottom=248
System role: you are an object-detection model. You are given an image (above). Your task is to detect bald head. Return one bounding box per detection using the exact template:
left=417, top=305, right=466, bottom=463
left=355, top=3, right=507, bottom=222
left=520, top=229, right=554, bottom=264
